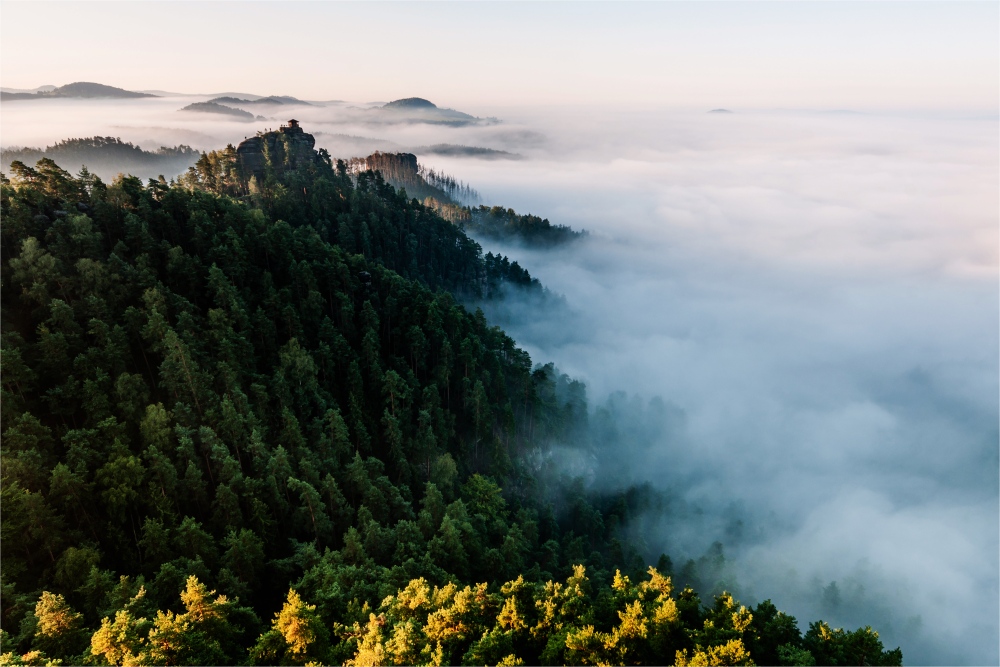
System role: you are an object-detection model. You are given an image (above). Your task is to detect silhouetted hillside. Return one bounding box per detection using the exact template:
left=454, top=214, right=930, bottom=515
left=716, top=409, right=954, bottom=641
left=374, top=98, right=486, bottom=126
left=383, top=97, right=438, bottom=110
left=1, top=81, right=155, bottom=101
left=209, top=95, right=312, bottom=106
left=413, top=144, right=522, bottom=160
left=180, top=101, right=259, bottom=120
left=1, top=137, right=198, bottom=181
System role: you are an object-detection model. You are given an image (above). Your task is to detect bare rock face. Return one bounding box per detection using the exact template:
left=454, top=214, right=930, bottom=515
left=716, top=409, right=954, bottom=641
left=362, top=151, right=419, bottom=179
left=236, top=120, right=317, bottom=184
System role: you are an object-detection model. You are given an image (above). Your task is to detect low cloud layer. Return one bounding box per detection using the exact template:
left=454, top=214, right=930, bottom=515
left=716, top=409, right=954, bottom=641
left=456, top=109, right=998, bottom=665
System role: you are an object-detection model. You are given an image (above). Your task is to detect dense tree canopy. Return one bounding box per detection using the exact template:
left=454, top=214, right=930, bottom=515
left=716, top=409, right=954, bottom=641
left=0, top=134, right=901, bottom=665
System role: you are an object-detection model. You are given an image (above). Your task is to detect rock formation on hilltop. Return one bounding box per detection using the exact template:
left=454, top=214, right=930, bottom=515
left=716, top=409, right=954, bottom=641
left=235, top=119, right=318, bottom=184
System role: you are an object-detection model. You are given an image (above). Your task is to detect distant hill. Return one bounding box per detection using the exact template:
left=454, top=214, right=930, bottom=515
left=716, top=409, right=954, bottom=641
left=1, top=82, right=156, bottom=101
left=210, top=96, right=266, bottom=106
left=708, top=108, right=733, bottom=113
left=180, top=101, right=259, bottom=120
left=0, top=85, right=57, bottom=94
left=411, top=144, right=522, bottom=160
left=55, top=82, right=155, bottom=98
left=209, top=95, right=312, bottom=106
left=383, top=97, right=438, bottom=110
left=375, top=98, right=484, bottom=126
left=265, top=95, right=311, bottom=105
left=1, top=136, right=199, bottom=181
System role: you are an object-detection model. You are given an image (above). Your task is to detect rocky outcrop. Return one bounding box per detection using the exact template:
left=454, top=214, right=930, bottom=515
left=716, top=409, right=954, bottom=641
left=236, top=120, right=317, bottom=184
left=344, top=151, right=462, bottom=203
left=362, top=151, right=419, bottom=179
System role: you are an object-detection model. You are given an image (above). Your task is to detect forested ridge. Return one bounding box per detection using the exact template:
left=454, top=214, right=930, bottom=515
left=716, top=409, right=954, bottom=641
left=0, top=131, right=902, bottom=665
left=462, top=206, right=585, bottom=248
left=338, top=152, right=581, bottom=248
left=1, top=139, right=200, bottom=183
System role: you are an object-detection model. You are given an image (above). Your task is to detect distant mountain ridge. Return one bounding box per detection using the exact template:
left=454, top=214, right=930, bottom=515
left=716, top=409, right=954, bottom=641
left=412, top=144, right=522, bottom=160
left=382, top=97, right=438, bottom=110
left=180, top=101, right=262, bottom=121
left=209, top=95, right=312, bottom=106
left=373, top=97, right=489, bottom=126
left=0, top=81, right=155, bottom=101
left=0, top=85, right=57, bottom=94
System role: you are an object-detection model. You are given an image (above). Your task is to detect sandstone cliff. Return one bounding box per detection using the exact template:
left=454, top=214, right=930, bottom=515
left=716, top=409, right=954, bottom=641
left=236, top=120, right=317, bottom=184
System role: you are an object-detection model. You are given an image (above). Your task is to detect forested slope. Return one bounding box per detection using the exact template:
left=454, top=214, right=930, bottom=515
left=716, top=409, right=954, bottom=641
left=463, top=206, right=585, bottom=247
left=0, top=134, right=902, bottom=665
left=1, top=138, right=199, bottom=183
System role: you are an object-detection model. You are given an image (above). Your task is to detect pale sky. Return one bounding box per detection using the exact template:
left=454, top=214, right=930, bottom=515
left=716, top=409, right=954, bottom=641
left=1, top=1, right=997, bottom=110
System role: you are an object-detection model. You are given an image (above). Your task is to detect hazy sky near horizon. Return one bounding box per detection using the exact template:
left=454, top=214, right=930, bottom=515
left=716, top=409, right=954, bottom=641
left=2, top=1, right=997, bottom=111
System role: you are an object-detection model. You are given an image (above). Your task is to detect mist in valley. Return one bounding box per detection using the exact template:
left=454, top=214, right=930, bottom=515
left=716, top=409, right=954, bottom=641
left=450, top=108, right=998, bottom=665
left=3, top=95, right=997, bottom=664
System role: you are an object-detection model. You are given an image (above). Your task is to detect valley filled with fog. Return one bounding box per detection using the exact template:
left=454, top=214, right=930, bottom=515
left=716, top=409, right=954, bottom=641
left=2, top=96, right=997, bottom=664
left=447, top=107, right=998, bottom=666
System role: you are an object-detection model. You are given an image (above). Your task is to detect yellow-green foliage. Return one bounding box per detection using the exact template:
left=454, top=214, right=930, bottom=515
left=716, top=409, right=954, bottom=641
left=0, top=566, right=903, bottom=666
left=87, top=576, right=243, bottom=667
left=330, top=565, right=736, bottom=666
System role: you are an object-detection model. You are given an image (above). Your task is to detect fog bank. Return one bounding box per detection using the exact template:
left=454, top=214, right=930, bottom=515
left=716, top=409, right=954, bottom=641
left=453, top=109, right=998, bottom=665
